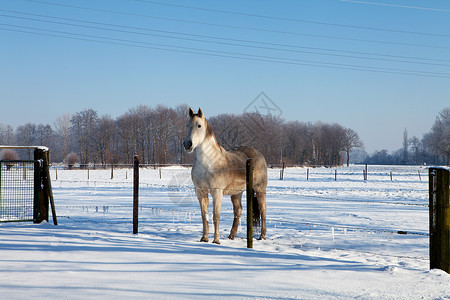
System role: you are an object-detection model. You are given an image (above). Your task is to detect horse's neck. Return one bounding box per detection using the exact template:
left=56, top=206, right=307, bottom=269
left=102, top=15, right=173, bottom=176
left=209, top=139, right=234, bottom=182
left=195, top=134, right=224, bottom=168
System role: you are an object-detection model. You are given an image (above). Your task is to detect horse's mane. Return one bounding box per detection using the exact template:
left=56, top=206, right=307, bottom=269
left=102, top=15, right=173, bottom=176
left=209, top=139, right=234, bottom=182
left=205, top=119, right=223, bottom=151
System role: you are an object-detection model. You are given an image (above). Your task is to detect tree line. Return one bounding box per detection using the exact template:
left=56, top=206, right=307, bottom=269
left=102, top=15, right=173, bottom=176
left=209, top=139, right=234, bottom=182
left=362, top=108, right=450, bottom=166
left=1, top=105, right=448, bottom=166
left=0, top=104, right=365, bottom=166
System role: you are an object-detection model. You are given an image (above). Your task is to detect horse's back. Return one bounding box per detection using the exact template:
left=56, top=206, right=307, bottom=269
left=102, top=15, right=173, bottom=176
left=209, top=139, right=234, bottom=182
left=230, top=146, right=267, bottom=191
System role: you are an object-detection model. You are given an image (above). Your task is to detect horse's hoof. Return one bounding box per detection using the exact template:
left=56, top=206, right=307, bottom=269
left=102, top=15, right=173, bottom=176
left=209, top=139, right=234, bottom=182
left=228, top=235, right=235, bottom=240
left=200, top=237, right=209, bottom=243
left=258, top=235, right=266, bottom=240
left=213, top=239, right=221, bottom=244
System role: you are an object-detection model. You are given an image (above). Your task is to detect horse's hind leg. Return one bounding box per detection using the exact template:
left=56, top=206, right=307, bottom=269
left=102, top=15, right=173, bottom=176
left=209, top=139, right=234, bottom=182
left=255, top=191, right=267, bottom=240
left=228, top=192, right=243, bottom=240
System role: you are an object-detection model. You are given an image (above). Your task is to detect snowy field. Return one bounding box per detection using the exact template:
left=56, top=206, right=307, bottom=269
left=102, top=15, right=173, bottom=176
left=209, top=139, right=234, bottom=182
left=1, top=165, right=450, bottom=299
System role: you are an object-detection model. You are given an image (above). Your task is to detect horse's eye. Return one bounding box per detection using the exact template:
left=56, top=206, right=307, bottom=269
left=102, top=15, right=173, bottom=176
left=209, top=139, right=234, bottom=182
left=198, top=124, right=202, bottom=128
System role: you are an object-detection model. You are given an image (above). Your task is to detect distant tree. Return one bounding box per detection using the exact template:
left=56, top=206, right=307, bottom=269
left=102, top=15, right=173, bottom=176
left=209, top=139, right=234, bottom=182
left=364, top=149, right=394, bottom=165
left=16, top=123, right=37, bottom=146
left=117, top=105, right=151, bottom=164
left=35, top=124, right=55, bottom=147
left=283, top=121, right=313, bottom=165
left=0, top=123, right=15, bottom=145
left=54, top=113, right=72, bottom=160
left=70, top=109, right=99, bottom=166
left=343, top=128, right=363, bottom=167
left=0, top=148, right=18, bottom=160
left=209, top=113, right=240, bottom=150
left=96, top=115, right=117, bottom=165
left=423, top=108, right=450, bottom=165
left=173, top=104, right=191, bottom=164
left=65, top=152, right=79, bottom=169
left=154, top=105, right=178, bottom=164
left=1, top=149, right=19, bottom=170
left=409, top=136, right=424, bottom=164
left=15, top=123, right=38, bottom=159
left=402, top=128, right=409, bottom=164
left=310, top=122, right=347, bottom=166
left=349, top=148, right=368, bottom=164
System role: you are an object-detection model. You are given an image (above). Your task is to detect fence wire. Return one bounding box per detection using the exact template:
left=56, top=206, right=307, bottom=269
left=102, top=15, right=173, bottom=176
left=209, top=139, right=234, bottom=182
left=52, top=166, right=431, bottom=261
left=0, top=161, right=36, bottom=222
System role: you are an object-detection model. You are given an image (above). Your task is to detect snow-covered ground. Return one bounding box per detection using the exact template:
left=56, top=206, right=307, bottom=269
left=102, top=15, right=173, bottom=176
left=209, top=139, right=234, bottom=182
left=1, top=165, right=450, bottom=299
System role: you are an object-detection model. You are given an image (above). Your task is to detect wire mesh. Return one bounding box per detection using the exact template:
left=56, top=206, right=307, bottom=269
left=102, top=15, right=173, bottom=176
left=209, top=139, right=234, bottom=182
left=0, top=160, right=37, bottom=222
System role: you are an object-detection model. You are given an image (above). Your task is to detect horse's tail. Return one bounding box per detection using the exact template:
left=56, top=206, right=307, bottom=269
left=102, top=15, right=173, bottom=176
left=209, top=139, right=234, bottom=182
left=252, top=192, right=261, bottom=230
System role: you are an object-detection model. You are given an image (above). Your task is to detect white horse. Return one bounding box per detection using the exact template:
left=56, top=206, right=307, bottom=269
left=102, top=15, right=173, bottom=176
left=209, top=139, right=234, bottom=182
left=183, top=108, right=267, bottom=244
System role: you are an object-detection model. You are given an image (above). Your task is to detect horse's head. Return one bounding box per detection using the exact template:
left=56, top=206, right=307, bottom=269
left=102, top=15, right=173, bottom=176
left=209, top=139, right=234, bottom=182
left=183, top=107, right=208, bottom=153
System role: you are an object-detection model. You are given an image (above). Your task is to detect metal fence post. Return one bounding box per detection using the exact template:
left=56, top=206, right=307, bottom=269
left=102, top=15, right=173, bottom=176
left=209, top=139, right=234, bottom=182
left=246, top=158, right=254, bottom=249
left=133, top=155, right=140, bottom=234
left=429, top=167, right=450, bottom=273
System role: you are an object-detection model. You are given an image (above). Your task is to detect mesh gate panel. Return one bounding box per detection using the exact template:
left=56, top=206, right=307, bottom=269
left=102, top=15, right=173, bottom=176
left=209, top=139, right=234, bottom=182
left=0, top=161, right=38, bottom=222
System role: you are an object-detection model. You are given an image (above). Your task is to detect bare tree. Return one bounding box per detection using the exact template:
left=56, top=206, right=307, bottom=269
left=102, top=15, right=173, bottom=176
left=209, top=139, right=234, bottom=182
left=16, top=123, right=37, bottom=146
left=54, top=113, right=72, bottom=160
left=0, top=149, right=19, bottom=170
left=70, top=109, right=99, bottom=166
left=343, top=128, right=363, bottom=167
left=154, top=105, right=178, bottom=165
left=36, top=124, right=55, bottom=146
left=209, top=113, right=241, bottom=150
left=424, top=107, right=450, bottom=164
left=284, top=121, right=313, bottom=164
left=173, top=104, right=191, bottom=164
left=96, top=115, right=117, bottom=165
left=402, top=128, right=409, bottom=164
left=0, top=123, right=15, bottom=145
left=117, top=105, right=151, bottom=164
left=66, top=152, right=79, bottom=169
left=409, top=136, right=423, bottom=164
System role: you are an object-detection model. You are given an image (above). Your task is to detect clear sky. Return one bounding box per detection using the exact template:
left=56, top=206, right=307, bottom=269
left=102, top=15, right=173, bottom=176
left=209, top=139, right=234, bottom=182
left=1, top=0, right=449, bottom=153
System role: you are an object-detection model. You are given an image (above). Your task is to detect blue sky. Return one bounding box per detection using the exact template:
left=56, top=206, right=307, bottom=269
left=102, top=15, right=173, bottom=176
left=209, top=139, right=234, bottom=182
left=1, top=0, right=449, bottom=153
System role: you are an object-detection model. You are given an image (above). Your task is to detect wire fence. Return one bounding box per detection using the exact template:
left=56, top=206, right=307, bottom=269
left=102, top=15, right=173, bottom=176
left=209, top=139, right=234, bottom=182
left=50, top=165, right=431, bottom=261
left=0, top=160, right=38, bottom=222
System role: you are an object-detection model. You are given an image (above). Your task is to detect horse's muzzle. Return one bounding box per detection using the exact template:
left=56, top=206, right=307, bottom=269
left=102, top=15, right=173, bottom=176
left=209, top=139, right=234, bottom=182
left=183, top=140, right=193, bottom=152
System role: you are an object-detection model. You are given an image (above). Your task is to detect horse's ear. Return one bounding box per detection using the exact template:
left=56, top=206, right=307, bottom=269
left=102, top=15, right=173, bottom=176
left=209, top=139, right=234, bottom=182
left=189, top=108, right=195, bottom=118
left=198, top=108, right=203, bottom=118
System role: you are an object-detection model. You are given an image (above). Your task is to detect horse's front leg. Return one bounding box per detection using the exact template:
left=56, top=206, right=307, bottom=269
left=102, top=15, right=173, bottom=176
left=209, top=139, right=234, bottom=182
left=196, top=188, right=209, bottom=242
left=211, top=188, right=223, bottom=244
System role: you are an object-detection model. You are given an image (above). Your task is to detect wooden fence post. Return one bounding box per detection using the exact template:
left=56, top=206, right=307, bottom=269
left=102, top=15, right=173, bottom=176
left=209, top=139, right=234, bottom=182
left=34, top=148, right=48, bottom=223
left=429, top=167, right=450, bottom=273
left=33, top=148, right=57, bottom=225
left=246, top=158, right=253, bottom=249
left=133, top=155, right=140, bottom=234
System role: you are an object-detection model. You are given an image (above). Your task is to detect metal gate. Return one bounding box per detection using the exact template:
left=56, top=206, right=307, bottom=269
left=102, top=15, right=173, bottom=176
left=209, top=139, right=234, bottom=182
left=0, top=160, right=40, bottom=222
